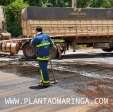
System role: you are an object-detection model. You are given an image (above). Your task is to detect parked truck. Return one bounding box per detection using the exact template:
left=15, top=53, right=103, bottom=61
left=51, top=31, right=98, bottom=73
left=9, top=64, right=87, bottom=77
left=1, top=6, right=113, bottom=59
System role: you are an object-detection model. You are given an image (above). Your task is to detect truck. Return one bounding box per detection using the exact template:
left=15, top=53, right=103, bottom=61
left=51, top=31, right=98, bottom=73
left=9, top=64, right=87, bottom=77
left=1, top=6, right=113, bottom=59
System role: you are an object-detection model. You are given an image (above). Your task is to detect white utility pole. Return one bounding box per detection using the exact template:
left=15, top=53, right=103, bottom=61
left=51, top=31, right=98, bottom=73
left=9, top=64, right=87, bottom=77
left=72, top=0, right=77, bottom=8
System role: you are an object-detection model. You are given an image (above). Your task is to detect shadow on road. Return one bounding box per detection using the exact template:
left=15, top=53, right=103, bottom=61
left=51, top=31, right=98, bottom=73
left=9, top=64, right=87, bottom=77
left=62, top=52, right=113, bottom=59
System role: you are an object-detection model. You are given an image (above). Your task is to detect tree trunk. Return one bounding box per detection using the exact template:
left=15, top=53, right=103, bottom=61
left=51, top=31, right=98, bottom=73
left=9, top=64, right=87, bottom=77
left=72, top=0, right=77, bottom=8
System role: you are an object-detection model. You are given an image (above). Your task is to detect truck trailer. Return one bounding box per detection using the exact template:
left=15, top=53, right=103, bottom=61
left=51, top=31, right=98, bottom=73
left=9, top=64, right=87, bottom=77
left=1, top=7, right=113, bottom=59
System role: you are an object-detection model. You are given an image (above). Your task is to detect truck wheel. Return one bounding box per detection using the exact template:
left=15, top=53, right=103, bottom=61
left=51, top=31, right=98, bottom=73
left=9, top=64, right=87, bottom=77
left=22, top=43, right=36, bottom=59
left=102, top=48, right=113, bottom=52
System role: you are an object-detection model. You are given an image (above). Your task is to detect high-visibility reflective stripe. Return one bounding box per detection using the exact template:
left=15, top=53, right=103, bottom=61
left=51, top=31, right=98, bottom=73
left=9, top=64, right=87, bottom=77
left=36, top=41, right=50, bottom=48
left=37, top=56, right=49, bottom=60
left=54, top=39, right=64, bottom=43
left=40, top=70, right=49, bottom=84
left=36, top=42, right=50, bottom=48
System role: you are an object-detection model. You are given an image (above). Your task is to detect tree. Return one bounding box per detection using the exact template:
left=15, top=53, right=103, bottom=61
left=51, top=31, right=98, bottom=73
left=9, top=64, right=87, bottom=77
left=76, top=0, right=90, bottom=8
left=75, top=0, right=113, bottom=8
left=24, top=0, right=70, bottom=7
left=85, top=0, right=113, bottom=8
left=24, top=0, right=50, bottom=7
left=5, top=0, right=29, bottom=36
left=0, top=0, right=15, bottom=6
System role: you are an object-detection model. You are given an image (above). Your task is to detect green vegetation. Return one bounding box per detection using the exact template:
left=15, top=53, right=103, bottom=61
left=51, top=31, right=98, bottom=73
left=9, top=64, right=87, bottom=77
left=5, top=0, right=28, bottom=37
left=76, top=0, right=113, bottom=8
left=0, top=0, right=113, bottom=36
left=87, top=0, right=113, bottom=8
left=0, top=0, right=15, bottom=6
left=24, top=0, right=70, bottom=7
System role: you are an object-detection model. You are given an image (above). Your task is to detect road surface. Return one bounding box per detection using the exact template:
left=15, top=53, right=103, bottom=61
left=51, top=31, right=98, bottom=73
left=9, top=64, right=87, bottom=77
left=0, top=48, right=113, bottom=112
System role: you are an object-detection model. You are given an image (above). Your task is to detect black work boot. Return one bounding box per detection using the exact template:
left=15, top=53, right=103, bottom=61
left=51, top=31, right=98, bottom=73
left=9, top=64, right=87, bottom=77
left=29, top=82, right=50, bottom=89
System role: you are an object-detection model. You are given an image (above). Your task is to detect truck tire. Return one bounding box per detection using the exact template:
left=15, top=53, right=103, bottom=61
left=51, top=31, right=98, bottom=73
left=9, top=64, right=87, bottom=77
left=22, top=43, right=36, bottom=59
left=102, top=48, right=113, bottom=52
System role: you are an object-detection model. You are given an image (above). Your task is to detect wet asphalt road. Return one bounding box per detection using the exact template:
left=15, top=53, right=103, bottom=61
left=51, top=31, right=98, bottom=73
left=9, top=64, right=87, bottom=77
left=0, top=48, right=113, bottom=112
